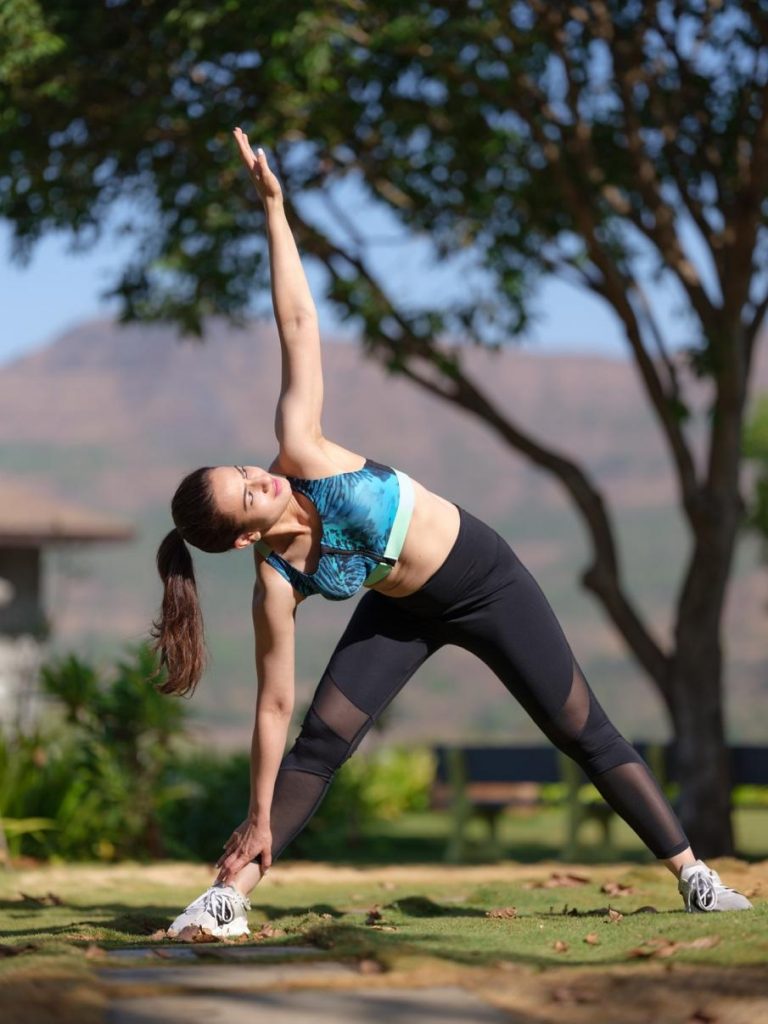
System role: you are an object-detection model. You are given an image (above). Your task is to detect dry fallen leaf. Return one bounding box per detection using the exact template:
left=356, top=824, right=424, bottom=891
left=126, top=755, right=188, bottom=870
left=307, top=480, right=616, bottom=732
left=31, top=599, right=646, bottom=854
left=523, top=872, right=591, bottom=889
left=172, top=924, right=219, bottom=944
left=584, top=932, right=600, bottom=944
left=359, top=958, right=384, bottom=974
left=628, top=935, right=720, bottom=959
left=486, top=906, right=518, bottom=919
left=608, top=909, right=623, bottom=922
left=683, top=936, right=721, bottom=951
left=628, top=936, right=669, bottom=958
left=18, top=891, right=63, bottom=906
left=600, top=881, right=636, bottom=896
left=553, top=939, right=570, bottom=952
left=551, top=985, right=596, bottom=1004
left=365, top=905, right=382, bottom=925
left=0, top=943, right=39, bottom=958
left=688, top=1010, right=718, bottom=1023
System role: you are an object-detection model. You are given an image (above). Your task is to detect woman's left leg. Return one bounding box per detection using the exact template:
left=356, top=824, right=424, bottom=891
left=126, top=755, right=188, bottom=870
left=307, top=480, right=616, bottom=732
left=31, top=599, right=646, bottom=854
left=445, top=543, right=694, bottom=868
left=454, top=557, right=753, bottom=910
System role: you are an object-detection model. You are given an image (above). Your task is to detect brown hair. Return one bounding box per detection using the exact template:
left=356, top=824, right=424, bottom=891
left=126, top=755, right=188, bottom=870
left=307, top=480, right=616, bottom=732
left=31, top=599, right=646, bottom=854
left=150, top=467, right=241, bottom=697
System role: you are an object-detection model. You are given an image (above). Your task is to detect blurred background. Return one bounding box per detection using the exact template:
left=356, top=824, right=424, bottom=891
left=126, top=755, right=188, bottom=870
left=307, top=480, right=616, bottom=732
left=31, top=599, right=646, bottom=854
left=1, top=0, right=767, bottom=867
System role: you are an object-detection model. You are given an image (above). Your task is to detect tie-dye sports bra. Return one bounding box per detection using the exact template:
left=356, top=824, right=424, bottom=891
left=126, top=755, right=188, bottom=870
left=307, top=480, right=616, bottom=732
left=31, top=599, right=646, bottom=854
left=253, top=459, right=415, bottom=600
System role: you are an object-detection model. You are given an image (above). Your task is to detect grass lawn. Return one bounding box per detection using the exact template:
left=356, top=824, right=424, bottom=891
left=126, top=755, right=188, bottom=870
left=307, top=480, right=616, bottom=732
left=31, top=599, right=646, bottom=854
left=1, top=806, right=767, bottom=1023
left=350, top=802, right=768, bottom=865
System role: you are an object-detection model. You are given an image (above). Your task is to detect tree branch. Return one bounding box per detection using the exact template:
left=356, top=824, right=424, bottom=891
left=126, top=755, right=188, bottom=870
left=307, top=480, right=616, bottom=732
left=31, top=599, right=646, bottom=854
left=608, top=57, right=717, bottom=329
left=523, top=115, right=703, bottom=522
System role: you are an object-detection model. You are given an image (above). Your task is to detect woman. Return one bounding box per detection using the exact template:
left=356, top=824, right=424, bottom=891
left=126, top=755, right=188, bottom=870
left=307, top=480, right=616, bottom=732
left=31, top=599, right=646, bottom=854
left=156, top=128, right=751, bottom=939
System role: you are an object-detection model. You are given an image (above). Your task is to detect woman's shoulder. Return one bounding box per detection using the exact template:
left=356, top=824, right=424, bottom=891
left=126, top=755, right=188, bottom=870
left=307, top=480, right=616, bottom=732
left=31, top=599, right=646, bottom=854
left=270, top=437, right=367, bottom=479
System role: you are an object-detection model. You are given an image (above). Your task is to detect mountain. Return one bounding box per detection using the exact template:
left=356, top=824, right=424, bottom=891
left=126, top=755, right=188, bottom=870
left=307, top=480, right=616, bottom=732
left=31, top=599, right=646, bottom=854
left=1, top=317, right=766, bottom=749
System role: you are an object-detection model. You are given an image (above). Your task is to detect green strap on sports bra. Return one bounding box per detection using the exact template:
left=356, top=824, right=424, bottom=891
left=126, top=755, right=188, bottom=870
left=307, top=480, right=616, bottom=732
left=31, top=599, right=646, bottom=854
left=363, top=469, right=415, bottom=586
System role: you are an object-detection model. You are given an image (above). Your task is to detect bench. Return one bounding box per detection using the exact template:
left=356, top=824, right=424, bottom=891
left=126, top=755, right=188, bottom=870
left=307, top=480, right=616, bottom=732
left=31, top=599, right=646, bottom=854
left=431, top=743, right=768, bottom=862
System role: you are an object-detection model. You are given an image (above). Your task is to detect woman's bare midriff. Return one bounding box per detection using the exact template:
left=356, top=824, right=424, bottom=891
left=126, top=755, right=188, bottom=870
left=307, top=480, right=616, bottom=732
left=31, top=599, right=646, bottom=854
left=368, top=480, right=461, bottom=599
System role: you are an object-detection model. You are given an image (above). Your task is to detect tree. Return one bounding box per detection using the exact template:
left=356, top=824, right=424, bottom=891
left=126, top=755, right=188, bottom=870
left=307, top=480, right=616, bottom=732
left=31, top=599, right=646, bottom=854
left=744, top=394, right=768, bottom=565
left=2, top=0, right=767, bottom=856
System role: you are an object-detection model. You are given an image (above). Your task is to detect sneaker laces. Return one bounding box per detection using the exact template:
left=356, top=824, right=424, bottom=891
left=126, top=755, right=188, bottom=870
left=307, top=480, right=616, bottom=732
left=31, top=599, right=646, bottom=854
left=685, top=864, right=739, bottom=912
left=688, top=868, right=718, bottom=911
left=189, top=885, right=251, bottom=925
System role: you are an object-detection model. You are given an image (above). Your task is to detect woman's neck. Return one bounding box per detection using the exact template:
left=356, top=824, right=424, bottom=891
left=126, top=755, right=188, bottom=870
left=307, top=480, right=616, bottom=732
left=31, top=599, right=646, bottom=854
left=261, top=492, right=315, bottom=548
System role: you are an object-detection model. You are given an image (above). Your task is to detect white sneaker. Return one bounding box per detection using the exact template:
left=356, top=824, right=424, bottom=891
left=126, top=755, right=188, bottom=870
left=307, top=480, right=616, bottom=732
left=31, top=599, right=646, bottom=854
left=678, top=860, right=753, bottom=912
left=167, top=883, right=251, bottom=939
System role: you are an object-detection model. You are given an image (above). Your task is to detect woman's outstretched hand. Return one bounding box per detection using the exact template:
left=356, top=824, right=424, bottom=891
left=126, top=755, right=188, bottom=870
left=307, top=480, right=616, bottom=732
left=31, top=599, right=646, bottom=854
left=232, top=127, right=283, bottom=204
left=215, top=816, right=272, bottom=885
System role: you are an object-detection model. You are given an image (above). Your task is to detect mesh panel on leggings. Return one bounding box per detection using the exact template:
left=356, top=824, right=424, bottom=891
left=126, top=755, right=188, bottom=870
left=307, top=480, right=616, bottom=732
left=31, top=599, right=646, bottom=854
left=261, top=768, right=329, bottom=864
left=545, top=654, right=689, bottom=859
left=588, top=760, right=690, bottom=859
left=548, top=655, right=591, bottom=745
left=312, top=673, right=370, bottom=742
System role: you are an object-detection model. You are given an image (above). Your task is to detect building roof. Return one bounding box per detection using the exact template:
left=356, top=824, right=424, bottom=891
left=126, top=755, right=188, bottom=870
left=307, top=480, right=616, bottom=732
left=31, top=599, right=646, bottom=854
left=0, top=475, right=134, bottom=547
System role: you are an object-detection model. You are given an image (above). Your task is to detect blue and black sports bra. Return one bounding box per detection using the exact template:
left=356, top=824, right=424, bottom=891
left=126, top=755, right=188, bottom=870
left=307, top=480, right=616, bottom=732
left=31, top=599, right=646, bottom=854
left=253, top=458, right=415, bottom=600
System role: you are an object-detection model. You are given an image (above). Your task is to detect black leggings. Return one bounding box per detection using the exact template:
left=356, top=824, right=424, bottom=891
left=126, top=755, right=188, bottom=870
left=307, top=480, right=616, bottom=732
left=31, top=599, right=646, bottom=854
left=257, top=506, right=690, bottom=864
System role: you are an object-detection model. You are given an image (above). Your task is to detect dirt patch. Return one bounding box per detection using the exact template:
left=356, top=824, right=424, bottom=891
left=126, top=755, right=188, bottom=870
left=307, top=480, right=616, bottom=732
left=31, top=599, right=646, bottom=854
left=6, top=855, right=767, bottom=895
left=472, top=961, right=768, bottom=1024
left=93, top=955, right=768, bottom=1024
left=0, top=971, right=107, bottom=1024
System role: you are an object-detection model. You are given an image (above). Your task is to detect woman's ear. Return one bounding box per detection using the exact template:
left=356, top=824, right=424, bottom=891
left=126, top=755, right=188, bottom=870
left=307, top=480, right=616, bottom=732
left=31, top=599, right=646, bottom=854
left=233, top=531, right=261, bottom=550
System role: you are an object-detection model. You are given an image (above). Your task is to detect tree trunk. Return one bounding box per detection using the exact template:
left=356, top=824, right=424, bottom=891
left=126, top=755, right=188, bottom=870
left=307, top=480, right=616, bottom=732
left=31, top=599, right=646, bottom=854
left=666, top=337, right=747, bottom=857
left=666, top=618, right=734, bottom=858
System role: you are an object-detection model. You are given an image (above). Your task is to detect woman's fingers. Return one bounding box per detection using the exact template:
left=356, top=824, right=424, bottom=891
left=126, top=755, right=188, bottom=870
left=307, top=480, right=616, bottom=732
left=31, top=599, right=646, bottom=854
left=215, top=836, right=239, bottom=867
left=232, top=127, right=258, bottom=174
left=232, top=128, right=276, bottom=195
left=217, top=851, right=249, bottom=884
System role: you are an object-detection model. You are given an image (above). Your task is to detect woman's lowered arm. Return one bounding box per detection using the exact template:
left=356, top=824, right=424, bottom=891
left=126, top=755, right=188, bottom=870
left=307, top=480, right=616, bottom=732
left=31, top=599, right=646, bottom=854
left=248, top=570, right=299, bottom=830
left=215, top=563, right=300, bottom=885
left=232, top=128, right=323, bottom=452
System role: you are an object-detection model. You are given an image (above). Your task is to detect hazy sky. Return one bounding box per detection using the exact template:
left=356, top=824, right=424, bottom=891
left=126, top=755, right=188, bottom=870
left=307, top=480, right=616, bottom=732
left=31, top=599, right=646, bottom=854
left=0, top=186, right=694, bottom=367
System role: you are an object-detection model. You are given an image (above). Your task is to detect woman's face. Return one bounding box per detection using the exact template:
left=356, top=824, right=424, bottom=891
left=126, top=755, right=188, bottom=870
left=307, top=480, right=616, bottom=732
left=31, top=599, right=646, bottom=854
left=207, top=464, right=291, bottom=546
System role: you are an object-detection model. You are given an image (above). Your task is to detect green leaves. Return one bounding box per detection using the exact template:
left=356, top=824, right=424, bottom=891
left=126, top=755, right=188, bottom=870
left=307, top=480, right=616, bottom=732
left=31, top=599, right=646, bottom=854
left=0, top=0, right=66, bottom=82
left=5, top=642, right=191, bottom=861
left=2, top=0, right=763, bottom=363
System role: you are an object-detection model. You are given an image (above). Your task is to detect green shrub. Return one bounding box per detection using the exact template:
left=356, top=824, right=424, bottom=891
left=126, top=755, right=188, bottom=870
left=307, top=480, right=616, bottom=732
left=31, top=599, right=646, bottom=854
left=156, top=749, right=251, bottom=861
left=1, top=642, right=191, bottom=861
left=2, top=643, right=437, bottom=864
left=158, top=743, right=436, bottom=863
left=291, top=744, right=436, bottom=859
left=732, top=785, right=768, bottom=808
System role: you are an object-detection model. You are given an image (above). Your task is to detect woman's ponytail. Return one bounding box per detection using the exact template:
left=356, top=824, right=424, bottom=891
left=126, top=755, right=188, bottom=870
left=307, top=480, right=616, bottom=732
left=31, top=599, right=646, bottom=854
left=151, top=466, right=241, bottom=696
left=150, top=527, right=207, bottom=697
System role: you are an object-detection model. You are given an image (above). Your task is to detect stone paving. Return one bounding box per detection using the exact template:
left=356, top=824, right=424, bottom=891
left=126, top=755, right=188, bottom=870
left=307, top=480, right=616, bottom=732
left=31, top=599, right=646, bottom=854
left=105, top=985, right=512, bottom=1023
left=98, top=945, right=513, bottom=1023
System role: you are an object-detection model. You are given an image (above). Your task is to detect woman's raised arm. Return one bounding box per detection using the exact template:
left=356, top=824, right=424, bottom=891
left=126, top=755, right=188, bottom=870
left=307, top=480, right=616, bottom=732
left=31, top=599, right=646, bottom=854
left=233, top=128, right=324, bottom=461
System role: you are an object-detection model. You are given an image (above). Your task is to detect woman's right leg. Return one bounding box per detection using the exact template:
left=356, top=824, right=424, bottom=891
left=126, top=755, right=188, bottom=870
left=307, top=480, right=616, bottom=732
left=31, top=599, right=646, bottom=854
left=233, top=590, right=441, bottom=896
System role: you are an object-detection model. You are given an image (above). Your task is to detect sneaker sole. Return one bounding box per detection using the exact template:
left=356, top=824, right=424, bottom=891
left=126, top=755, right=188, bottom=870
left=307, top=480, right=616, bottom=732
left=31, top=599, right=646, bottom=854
left=167, top=924, right=251, bottom=941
